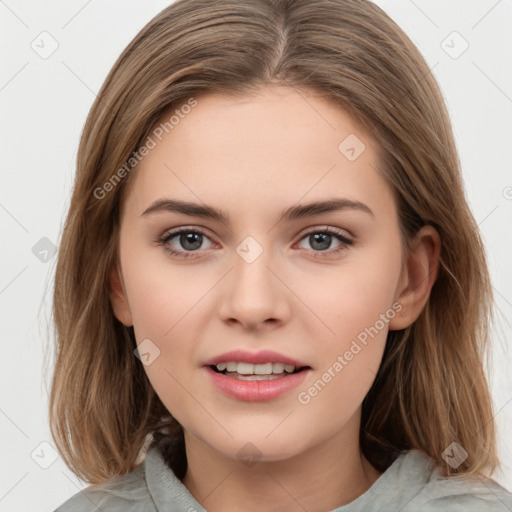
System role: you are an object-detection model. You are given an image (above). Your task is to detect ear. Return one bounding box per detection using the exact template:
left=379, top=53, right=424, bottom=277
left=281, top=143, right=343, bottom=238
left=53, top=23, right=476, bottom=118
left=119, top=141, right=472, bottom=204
left=108, top=262, right=133, bottom=327
left=389, top=225, right=441, bottom=330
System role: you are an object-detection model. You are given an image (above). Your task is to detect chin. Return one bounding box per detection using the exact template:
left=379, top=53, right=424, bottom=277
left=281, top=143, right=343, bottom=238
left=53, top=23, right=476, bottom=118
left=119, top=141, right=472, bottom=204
left=199, top=427, right=313, bottom=465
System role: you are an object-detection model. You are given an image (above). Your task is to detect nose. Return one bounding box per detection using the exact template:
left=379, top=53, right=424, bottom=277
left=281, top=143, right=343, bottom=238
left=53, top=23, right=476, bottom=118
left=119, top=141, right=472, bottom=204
left=218, top=246, right=291, bottom=332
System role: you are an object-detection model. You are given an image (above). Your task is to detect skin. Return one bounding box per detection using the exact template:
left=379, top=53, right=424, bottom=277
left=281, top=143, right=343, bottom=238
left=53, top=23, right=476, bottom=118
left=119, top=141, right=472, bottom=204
left=109, top=85, right=440, bottom=511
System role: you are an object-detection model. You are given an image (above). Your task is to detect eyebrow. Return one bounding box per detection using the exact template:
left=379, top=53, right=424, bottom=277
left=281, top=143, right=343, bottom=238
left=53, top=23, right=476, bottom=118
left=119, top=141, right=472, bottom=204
left=141, top=197, right=374, bottom=222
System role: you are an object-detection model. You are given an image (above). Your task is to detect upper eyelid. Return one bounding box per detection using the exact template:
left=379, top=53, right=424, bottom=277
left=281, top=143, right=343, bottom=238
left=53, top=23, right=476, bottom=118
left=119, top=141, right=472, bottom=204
left=161, top=225, right=353, bottom=248
left=161, top=225, right=352, bottom=237
left=161, top=226, right=217, bottom=243
left=301, top=225, right=353, bottom=238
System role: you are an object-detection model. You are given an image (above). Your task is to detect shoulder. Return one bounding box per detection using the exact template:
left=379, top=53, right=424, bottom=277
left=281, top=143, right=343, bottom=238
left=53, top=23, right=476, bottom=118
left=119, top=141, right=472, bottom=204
left=413, top=473, right=512, bottom=511
left=340, top=449, right=512, bottom=512
left=54, top=445, right=205, bottom=512
left=53, top=461, right=156, bottom=512
left=393, top=450, right=512, bottom=511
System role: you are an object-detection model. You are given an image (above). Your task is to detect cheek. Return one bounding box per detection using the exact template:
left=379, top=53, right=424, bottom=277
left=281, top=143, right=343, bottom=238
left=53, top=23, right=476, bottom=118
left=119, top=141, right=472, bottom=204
left=120, top=254, right=210, bottom=424
left=296, top=240, right=401, bottom=347
left=121, top=239, right=213, bottom=342
left=294, top=241, right=401, bottom=404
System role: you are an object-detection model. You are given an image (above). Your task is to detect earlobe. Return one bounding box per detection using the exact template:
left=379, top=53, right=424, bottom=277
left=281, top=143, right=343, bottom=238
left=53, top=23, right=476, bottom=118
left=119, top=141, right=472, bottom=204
left=108, top=262, right=134, bottom=327
left=389, top=225, right=441, bottom=331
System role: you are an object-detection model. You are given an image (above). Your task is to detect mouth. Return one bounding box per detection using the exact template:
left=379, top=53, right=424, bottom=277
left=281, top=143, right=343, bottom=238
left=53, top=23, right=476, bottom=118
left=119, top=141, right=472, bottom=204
left=203, top=350, right=312, bottom=400
left=208, top=362, right=311, bottom=381
left=204, top=359, right=312, bottom=401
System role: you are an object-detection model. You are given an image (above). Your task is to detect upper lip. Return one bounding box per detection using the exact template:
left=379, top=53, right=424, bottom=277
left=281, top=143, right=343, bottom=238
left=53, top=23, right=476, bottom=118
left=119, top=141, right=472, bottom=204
left=204, top=349, right=310, bottom=368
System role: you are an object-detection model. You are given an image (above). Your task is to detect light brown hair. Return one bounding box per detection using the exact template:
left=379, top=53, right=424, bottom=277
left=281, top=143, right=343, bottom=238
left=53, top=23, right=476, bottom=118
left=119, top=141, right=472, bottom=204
left=48, top=0, right=498, bottom=484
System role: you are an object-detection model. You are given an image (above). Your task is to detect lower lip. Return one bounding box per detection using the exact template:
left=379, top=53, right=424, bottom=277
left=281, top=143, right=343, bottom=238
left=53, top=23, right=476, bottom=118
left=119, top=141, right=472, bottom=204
left=204, top=366, right=311, bottom=402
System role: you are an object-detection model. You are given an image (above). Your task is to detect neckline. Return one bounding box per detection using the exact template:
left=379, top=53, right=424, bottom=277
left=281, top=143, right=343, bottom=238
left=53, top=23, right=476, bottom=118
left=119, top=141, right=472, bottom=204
left=145, top=446, right=420, bottom=511
left=330, top=451, right=410, bottom=509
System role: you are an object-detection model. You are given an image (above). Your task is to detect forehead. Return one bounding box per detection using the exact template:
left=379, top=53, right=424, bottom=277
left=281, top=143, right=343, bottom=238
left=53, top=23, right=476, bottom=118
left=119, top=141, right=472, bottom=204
left=121, top=86, right=394, bottom=220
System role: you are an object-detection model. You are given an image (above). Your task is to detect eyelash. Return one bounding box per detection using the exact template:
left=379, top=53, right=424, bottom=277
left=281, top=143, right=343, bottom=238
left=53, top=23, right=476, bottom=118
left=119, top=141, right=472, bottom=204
left=156, top=226, right=354, bottom=260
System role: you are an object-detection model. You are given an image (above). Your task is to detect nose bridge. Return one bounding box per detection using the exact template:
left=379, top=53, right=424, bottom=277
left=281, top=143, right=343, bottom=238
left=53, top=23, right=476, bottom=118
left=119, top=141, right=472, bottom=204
left=219, top=235, right=290, bottom=326
left=233, top=236, right=277, bottom=304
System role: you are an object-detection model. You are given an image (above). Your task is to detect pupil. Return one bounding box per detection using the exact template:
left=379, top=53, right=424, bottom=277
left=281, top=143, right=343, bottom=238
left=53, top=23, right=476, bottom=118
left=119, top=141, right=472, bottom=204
left=180, top=232, right=202, bottom=251
left=310, top=233, right=331, bottom=251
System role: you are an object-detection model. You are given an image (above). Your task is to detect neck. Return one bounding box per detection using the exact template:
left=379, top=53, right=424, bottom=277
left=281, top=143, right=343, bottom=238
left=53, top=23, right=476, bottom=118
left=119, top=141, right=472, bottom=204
left=181, top=414, right=382, bottom=511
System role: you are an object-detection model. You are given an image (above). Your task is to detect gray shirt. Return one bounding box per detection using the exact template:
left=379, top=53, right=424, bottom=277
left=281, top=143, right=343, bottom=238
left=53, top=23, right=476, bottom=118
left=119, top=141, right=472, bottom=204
left=54, top=446, right=512, bottom=511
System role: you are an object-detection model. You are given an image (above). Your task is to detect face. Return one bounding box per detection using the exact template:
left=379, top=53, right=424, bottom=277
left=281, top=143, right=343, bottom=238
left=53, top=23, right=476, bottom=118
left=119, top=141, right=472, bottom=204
left=110, top=85, right=409, bottom=464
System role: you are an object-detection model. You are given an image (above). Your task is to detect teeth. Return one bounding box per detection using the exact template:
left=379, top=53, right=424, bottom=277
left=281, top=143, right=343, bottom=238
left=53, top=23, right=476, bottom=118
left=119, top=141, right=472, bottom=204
left=237, top=362, right=257, bottom=375
left=254, top=362, right=273, bottom=375
left=232, top=374, right=283, bottom=381
left=273, top=362, right=285, bottom=373
left=214, top=362, right=298, bottom=375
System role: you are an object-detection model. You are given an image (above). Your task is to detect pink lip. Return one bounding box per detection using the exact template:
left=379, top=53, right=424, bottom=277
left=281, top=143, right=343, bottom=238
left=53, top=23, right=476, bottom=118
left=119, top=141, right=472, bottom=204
left=204, top=366, right=312, bottom=402
left=203, top=349, right=310, bottom=367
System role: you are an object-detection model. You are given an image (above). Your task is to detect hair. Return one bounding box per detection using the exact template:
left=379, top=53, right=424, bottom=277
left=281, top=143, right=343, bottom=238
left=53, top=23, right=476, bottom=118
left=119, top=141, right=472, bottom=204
left=48, top=0, right=498, bottom=485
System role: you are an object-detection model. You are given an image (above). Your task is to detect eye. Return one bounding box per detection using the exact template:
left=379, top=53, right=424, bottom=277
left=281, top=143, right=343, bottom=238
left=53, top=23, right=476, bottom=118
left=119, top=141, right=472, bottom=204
left=296, top=227, right=353, bottom=257
left=156, top=226, right=354, bottom=260
left=157, top=228, right=215, bottom=258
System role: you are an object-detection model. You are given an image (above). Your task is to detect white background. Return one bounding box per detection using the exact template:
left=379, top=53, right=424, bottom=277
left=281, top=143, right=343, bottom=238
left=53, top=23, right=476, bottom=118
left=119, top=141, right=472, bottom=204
left=1, top=0, right=511, bottom=510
